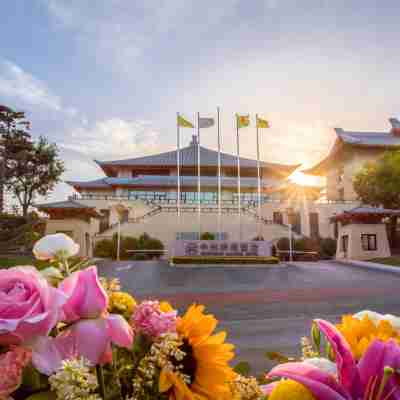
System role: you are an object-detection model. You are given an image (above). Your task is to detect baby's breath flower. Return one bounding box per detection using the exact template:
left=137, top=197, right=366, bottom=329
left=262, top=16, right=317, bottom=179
left=228, top=375, right=265, bottom=400
left=301, top=336, right=318, bottom=359
left=49, top=358, right=101, bottom=400
left=100, top=277, right=121, bottom=294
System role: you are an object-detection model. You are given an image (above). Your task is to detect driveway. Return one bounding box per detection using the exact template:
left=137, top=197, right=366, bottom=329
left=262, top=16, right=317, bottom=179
left=98, top=260, right=400, bottom=375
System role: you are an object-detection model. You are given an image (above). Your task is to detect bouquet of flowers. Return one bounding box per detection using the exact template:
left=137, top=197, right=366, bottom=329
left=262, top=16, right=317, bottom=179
left=264, top=311, right=400, bottom=400
left=0, top=234, right=265, bottom=400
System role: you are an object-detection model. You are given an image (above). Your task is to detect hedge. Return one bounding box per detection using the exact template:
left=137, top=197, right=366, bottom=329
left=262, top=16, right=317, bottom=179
left=94, top=233, right=164, bottom=260
left=171, top=256, right=279, bottom=265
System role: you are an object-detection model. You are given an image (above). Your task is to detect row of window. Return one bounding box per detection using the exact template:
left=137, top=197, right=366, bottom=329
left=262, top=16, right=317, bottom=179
left=125, top=190, right=272, bottom=204
left=341, top=234, right=377, bottom=252
left=177, top=232, right=229, bottom=240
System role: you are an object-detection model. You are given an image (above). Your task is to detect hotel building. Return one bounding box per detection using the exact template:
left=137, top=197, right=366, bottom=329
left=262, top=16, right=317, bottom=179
left=38, top=119, right=400, bottom=256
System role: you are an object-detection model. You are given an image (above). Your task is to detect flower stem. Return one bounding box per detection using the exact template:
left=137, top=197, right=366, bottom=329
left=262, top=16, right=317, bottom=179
left=96, top=365, right=106, bottom=400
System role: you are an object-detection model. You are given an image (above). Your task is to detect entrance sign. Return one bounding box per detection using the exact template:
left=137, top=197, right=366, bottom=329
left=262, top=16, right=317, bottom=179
left=173, top=240, right=272, bottom=257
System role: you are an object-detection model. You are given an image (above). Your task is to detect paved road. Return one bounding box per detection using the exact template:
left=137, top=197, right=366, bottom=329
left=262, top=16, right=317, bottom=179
left=98, top=260, right=400, bottom=376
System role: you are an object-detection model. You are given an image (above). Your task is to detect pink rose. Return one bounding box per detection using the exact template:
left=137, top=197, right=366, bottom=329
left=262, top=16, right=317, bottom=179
left=59, top=266, right=108, bottom=321
left=32, top=266, right=133, bottom=374
left=131, top=301, right=177, bottom=338
left=0, top=346, right=32, bottom=398
left=0, top=267, right=67, bottom=345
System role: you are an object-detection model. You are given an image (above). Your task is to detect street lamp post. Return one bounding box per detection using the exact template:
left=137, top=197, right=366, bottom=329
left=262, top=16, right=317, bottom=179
left=286, top=207, right=295, bottom=262
left=117, top=218, right=121, bottom=261
left=114, top=203, right=127, bottom=262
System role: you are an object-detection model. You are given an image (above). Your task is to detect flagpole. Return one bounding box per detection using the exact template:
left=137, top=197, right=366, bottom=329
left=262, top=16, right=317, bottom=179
left=256, top=114, right=262, bottom=239
left=217, top=107, right=222, bottom=240
left=176, top=113, right=181, bottom=224
left=197, top=112, right=201, bottom=240
left=236, top=115, right=242, bottom=241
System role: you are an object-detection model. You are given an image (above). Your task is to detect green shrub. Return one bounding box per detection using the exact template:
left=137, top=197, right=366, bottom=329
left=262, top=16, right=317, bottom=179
left=121, top=236, right=138, bottom=259
left=320, top=237, right=337, bottom=258
left=276, top=237, right=290, bottom=251
left=200, top=232, right=215, bottom=240
left=94, top=233, right=164, bottom=260
left=171, top=256, right=279, bottom=265
left=94, top=239, right=114, bottom=258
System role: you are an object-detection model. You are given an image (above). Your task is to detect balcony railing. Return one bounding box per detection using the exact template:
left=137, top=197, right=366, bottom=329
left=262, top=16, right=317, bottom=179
left=71, top=193, right=359, bottom=206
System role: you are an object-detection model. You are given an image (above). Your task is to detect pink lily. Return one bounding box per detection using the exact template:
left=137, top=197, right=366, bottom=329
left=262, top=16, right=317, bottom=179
left=265, top=319, right=400, bottom=400
left=32, top=266, right=133, bottom=375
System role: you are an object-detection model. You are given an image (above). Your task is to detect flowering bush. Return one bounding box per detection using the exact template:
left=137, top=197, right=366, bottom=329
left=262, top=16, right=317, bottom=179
left=2, top=233, right=400, bottom=400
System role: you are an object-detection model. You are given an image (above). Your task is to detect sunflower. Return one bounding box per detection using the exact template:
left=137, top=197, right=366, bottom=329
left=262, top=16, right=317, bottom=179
left=159, top=304, right=235, bottom=400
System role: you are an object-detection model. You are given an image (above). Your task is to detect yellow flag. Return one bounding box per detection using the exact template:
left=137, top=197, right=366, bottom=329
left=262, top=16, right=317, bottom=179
left=237, top=114, right=250, bottom=128
left=177, top=115, right=194, bottom=128
left=256, top=116, right=270, bottom=128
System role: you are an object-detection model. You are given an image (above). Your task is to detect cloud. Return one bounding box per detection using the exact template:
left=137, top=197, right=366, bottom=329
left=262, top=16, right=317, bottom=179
left=0, top=59, right=76, bottom=115
left=61, top=117, right=164, bottom=161
left=42, top=0, right=241, bottom=75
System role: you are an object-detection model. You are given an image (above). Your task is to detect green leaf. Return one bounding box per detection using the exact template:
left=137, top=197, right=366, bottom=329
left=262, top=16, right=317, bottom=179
left=233, top=361, right=251, bottom=376
left=265, top=351, right=293, bottom=363
left=21, top=364, right=49, bottom=392
left=24, top=391, right=57, bottom=400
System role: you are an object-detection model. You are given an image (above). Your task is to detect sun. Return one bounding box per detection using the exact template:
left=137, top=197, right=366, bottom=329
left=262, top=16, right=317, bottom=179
left=289, top=171, right=322, bottom=187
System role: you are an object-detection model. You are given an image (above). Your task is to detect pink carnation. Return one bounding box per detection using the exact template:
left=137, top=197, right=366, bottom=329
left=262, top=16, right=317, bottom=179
left=0, top=346, right=32, bottom=398
left=131, top=301, right=177, bottom=338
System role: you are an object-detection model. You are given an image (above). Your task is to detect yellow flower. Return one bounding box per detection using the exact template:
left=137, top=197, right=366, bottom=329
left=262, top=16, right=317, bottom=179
left=108, top=291, right=137, bottom=319
left=336, top=315, right=400, bottom=360
left=269, top=380, right=316, bottom=400
left=159, top=304, right=235, bottom=400
left=160, top=301, right=175, bottom=313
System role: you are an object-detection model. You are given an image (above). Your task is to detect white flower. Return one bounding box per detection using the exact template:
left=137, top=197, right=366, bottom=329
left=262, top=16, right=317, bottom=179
left=33, top=233, right=80, bottom=261
left=304, top=357, right=338, bottom=376
left=353, top=310, right=400, bottom=331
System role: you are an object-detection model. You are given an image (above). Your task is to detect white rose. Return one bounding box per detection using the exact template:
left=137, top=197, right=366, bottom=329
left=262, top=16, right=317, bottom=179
left=33, top=233, right=80, bottom=260
left=353, top=310, right=400, bottom=331
left=353, top=310, right=383, bottom=325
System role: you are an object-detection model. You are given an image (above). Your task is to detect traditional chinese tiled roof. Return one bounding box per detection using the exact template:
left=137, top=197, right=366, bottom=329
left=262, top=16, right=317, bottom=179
left=330, top=206, right=400, bottom=222
left=35, top=200, right=101, bottom=218
left=303, top=118, right=400, bottom=176
left=95, top=142, right=299, bottom=175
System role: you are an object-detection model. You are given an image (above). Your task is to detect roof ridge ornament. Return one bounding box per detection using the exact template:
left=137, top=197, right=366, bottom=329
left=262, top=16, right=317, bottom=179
left=389, top=117, right=400, bottom=136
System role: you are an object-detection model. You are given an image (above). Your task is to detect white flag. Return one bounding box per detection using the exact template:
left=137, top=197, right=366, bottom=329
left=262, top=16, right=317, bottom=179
left=198, top=117, right=214, bottom=128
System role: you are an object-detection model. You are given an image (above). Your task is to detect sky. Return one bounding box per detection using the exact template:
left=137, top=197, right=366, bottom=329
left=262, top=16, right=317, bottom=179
left=1, top=0, right=400, bottom=201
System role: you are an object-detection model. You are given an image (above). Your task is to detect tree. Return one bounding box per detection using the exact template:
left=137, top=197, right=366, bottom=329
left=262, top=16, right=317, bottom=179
left=353, top=151, right=400, bottom=247
left=5, top=135, right=65, bottom=217
left=0, top=105, right=30, bottom=213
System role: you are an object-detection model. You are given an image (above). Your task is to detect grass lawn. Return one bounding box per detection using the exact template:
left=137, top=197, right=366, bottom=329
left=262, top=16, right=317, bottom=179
left=0, top=255, right=36, bottom=269
left=368, top=256, right=400, bottom=267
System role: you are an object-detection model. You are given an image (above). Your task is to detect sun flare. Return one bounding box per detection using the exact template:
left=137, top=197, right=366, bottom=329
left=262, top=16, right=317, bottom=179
left=289, top=171, right=322, bottom=187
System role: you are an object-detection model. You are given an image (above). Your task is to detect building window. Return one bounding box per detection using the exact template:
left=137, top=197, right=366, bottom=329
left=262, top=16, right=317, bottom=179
left=334, top=222, right=339, bottom=239
left=273, top=211, right=283, bottom=225
left=309, top=212, right=319, bottom=238
left=341, top=235, right=349, bottom=252
left=292, top=212, right=302, bottom=235
left=361, top=234, right=377, bottom=251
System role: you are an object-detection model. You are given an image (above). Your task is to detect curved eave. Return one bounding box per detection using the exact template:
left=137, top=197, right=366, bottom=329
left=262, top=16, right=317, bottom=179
left=302, top=138, right=344, bottom=176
